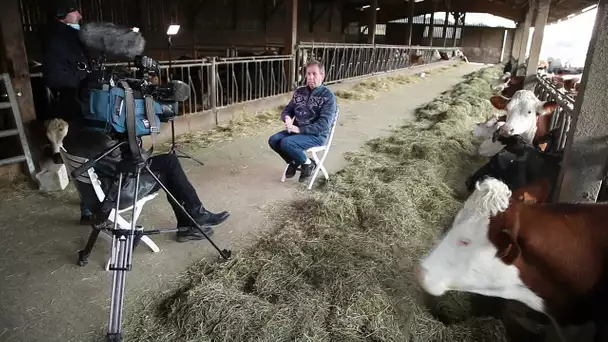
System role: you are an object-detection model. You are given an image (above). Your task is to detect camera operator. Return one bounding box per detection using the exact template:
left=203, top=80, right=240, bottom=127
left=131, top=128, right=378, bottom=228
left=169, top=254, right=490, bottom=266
left=41, top=4, right=231, bottom=240
left=41, top=0, right=97, bottom=224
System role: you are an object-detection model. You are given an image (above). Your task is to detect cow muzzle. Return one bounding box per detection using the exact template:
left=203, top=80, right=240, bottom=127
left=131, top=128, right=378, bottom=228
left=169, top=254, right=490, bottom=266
left=498, top=125, right=515, bottom=137
left=416, top=266, right=448, bottom=297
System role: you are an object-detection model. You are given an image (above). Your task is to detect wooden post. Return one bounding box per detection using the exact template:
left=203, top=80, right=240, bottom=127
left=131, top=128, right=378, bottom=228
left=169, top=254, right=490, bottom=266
left=406, top=0, right=415, bottom=45
left=367, top=0, right=378, bottom=44
left=0, top=0, right=36, bottom=124
left=454, top=12, right=465, bottom=47
left=285, top=0, right=298, bottom=89
left=285, top=0, right=298, bottom=55
left=442, top=8, right=450, bottom=47
left=0, top=0, right=39, bottom=174
left=429, top=1, right=436, bottom=46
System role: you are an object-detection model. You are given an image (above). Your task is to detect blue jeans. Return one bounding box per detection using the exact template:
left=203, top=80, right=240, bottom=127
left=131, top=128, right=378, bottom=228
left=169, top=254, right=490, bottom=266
left=268, top=131, right=325, bottom=165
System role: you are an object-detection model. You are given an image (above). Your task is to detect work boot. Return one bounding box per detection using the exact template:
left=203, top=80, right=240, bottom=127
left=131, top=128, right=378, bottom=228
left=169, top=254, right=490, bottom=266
left=299, top=160, right=317, bottom=182
left=191, top=206, right=230, bottom=226
left=285, top=162, right=298, bottom=179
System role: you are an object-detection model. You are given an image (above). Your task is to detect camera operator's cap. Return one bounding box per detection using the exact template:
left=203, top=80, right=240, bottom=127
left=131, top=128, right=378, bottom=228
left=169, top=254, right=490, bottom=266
left=50, top=0, right=80, bottom=19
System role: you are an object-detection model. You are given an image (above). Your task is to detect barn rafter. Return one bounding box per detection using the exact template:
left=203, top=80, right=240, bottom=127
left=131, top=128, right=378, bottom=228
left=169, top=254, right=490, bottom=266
left=341, top=0, right=597, bottom=24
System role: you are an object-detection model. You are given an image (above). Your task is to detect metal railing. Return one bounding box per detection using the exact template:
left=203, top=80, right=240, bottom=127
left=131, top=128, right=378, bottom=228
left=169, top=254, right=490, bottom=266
left=28, top=42, right=461, bottom=120
left=295, top=42, right=460, bottom=85
left=534, top=74, right=576, bottom=151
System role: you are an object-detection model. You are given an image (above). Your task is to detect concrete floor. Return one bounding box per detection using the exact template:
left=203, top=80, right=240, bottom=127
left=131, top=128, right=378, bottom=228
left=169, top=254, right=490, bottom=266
left=0, top=63, right=485, bottom=342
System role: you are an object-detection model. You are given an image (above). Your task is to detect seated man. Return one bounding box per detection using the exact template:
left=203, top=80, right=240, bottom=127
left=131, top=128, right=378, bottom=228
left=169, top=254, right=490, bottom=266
left=63, top=127, right=230, bottom=242
left=268, top=60, right=337, bottom=182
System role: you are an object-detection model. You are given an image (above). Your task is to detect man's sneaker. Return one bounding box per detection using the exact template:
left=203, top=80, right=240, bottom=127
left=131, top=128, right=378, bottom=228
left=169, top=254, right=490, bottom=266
left=176, top=226, right=214, bottom=242
left=285, top=163, right=298, bottom=179
left=299, top=160, right=317, bottom=182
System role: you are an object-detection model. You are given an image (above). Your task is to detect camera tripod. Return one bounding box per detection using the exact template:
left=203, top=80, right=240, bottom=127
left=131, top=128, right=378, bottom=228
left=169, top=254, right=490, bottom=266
left=71, top=142, right=231, bottom=342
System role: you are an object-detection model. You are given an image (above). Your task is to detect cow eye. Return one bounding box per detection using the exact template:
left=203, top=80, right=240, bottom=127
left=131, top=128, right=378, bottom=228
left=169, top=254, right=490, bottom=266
left=528, top=111, right=532, bottom=114
left=457, top=238, right=471, bottom=247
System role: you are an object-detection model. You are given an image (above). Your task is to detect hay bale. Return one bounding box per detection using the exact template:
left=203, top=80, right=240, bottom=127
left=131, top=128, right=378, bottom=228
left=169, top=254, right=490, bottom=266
left=125, top=65, right=508, bottom=342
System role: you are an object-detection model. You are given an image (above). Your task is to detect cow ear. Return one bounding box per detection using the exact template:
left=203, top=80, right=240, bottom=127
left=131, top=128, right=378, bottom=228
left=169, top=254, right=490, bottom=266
left=517, top=191, right=538, bottom=204
left=495, top=229, right=521, bottom=265
left=490, top=96, right=509, bottom=110
left=512, top=178, right=551, bottom=204
left=538, top=101, right=558, bottom=115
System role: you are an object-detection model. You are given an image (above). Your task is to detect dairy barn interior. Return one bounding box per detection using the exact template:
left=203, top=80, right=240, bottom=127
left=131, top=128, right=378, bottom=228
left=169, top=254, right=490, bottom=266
left=1, top=0, right=608, bottom=341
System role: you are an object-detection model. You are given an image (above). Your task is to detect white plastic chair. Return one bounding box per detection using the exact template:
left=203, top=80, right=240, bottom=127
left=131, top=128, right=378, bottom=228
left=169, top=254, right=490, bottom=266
left=60, top=147, right=160, bottom=271
left=281, top=109, right=339, bottom=190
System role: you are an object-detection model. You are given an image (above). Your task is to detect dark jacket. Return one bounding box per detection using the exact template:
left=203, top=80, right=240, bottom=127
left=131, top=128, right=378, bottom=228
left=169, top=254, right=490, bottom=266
left=41, top=20, right=90, bottom=123
left=281, top=85, right=337, bottom=139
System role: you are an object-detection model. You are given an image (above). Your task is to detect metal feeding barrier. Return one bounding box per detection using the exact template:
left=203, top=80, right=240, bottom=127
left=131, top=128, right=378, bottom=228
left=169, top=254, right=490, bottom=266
left=295, top=42, right=459, bottom=85
left=534, top=74, right=576, bottom=152
left=29, top=42, right=462, bottom=119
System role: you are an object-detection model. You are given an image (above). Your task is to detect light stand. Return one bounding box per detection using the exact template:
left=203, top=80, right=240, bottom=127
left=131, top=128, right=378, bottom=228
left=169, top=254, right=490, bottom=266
left=165, top=24, right=205, bottom=166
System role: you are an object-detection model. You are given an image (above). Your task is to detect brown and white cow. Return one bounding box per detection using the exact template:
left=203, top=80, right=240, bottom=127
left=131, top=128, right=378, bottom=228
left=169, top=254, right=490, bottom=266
left=473, top=91, right=557, bottom=156
left=552, top=74, right=582, bottom=97
left=418, top=177, right=608, bottom=338
left=490, top=90, right=557, bottom=145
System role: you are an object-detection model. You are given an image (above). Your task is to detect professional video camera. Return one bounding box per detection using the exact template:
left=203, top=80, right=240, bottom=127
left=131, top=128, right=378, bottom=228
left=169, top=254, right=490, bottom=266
left=70, top=22, right=231, bottom=342
left=79, top=22, right=190, bottom=139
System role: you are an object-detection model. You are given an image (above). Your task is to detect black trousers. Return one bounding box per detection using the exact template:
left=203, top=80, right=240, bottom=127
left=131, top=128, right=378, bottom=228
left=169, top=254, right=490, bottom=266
left=76, top=153, right=204, bottom=227
left=148, top=153, right=204, bottom=225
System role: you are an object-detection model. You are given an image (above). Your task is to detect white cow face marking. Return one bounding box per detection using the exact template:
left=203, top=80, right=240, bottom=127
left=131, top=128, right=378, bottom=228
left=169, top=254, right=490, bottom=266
left=473, top=116, right=504, bottom=139
left=490, top=90, right=557, bottom=143
left=418, top=178, right=545, bottom=312
left=473, top=117, right=506, bottom=157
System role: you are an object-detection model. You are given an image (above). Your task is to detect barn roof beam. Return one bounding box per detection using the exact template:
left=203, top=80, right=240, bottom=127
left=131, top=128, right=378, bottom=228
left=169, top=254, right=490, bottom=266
left=352, top=0, right=526, bottom=23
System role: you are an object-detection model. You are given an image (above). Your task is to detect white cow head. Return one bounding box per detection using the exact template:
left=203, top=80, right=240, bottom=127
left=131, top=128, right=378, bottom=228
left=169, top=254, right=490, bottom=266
left=418, top=177, right=546, bottom=312
left=473, top=116, right=507, bottom=139
left=45, top=118, right=69, bottom=164
left=473, top=116, right=507, bottom=157
left=490, top=90, right=557, bottom=144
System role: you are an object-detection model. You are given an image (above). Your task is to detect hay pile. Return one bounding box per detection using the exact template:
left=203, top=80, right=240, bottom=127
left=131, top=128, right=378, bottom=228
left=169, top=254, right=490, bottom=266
left=335, top=62, right=462, bottom=101
left=125, top=65, right=507, bottom=342
left=164, top=107, right=285, bottom=150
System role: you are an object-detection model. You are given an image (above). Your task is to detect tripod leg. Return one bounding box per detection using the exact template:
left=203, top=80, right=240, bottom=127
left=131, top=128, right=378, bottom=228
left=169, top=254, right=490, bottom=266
left=78, top=228, right=101, bottom=267
left=107, top=171, right=140, bottom=342
left=106, top=236, right=129, bottom=342
left=175, top=149, right=205, bottom=166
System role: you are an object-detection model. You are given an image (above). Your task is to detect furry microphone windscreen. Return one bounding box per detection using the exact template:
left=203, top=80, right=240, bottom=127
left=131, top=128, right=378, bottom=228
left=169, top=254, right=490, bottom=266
left=79, top=22, right=146, bottom=59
